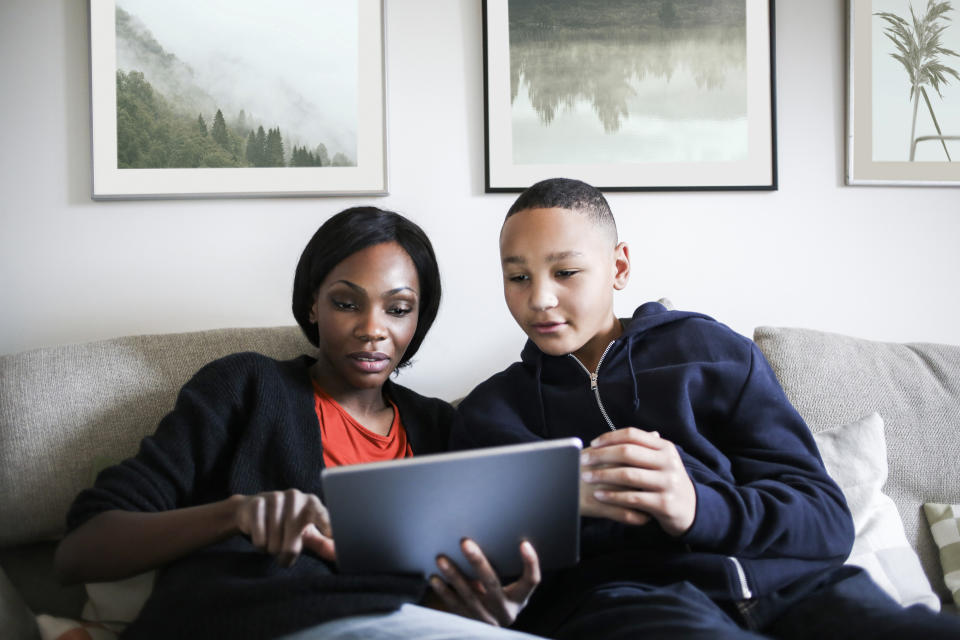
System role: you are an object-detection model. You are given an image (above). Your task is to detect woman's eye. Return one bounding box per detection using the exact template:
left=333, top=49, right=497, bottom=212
left=332, top=300, right=357, bottom=311
left=387, top=306, right=413, bottom=317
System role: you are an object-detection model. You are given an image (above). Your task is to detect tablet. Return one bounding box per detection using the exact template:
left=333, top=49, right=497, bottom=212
left=321, top=438, right=582, bottom=579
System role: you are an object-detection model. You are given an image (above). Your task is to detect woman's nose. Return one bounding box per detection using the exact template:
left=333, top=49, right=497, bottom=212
left=355, top=311, right=387, bottom=342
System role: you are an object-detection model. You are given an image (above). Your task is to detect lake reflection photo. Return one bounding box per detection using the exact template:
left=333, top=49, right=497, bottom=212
left=509, top=0, right=747, bottom=164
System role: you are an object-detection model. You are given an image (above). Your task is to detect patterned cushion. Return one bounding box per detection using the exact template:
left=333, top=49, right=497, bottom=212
left=923, top=503, right=960, bottom=608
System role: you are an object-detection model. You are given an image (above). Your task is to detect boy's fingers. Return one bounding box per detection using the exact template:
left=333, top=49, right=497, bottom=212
left=582, top=443, right=663, bottom=472
left=583, top=466, right=664, bottom=492
left=584, top=493, right=651, bottom=526
left=589, top=427, right=661, bottom=449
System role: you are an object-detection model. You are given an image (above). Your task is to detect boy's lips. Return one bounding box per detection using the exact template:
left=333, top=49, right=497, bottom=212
left=530, top=321, right=567, bottom=335
left=348, top=351, right=391, bottom=373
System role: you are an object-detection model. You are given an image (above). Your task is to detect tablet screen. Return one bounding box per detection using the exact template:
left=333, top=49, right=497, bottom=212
left=321, top=438, right=582, bottom=579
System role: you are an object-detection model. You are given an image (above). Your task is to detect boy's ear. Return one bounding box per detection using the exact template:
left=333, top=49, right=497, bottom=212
left=613, top=242, right=630, bottom=291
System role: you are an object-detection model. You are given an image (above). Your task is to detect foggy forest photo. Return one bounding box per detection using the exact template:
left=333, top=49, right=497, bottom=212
left=114, top=0, right=358, bottom=170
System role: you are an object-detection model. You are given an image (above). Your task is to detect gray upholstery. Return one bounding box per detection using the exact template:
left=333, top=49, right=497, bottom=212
left=754, top=326, right=960, bottom=603
left=0, top=327, right=313, bottom=630
left=0, top=326, right=313, bottom=547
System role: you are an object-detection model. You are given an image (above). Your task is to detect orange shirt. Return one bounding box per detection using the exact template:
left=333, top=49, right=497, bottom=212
left=312, top=382, right=413, bottom=468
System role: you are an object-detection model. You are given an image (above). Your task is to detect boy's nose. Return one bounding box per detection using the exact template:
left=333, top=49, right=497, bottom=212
left=529, top=283, right=558, bottom=311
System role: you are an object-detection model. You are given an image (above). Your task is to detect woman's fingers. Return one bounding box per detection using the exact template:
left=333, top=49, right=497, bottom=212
left=236, top=490, right=336, bottom=566
left=502, top=540, right=541, bottom=606
left=434, top=555, right=498, bottom=624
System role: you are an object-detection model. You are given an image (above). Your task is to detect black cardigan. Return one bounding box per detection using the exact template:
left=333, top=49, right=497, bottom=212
left=66, top=352, right=455, bottom=639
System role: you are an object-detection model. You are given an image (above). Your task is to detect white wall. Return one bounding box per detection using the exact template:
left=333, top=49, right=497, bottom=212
left=1, top=0, right=958, bottom=402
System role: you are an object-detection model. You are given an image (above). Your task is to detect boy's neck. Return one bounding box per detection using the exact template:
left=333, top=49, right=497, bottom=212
left=572, top=315, right=623, bottom=372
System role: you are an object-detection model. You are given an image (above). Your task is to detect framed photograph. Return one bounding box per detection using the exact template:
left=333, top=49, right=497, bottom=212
left=89, top=0, right=387, bottom=199
left=848, top=0, right=960, bottom=185
left=482, top=0, right=777, bottom=192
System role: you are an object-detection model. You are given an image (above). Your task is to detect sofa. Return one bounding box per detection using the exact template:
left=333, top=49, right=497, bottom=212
left=2, top=323, right=959, bottom=638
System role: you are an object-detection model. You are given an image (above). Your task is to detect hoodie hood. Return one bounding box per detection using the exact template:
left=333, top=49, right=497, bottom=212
left=518, top=301, right=714, bottom=433
left=519, top=300, right=711, bottom=369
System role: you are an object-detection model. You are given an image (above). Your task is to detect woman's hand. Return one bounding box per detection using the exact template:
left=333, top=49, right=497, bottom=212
left=232, top=489, right=336, bottom=566
left=427, top=538, right=540, bottom=627
left=580, top=427, right=697, bottom=536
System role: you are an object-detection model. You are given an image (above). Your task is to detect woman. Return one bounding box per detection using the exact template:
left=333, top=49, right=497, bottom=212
left=55, top=207, right=541, bottom=639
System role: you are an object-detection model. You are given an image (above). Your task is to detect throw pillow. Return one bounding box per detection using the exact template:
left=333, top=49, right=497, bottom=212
left=34, top=572, right=154, bottom=640
left=922, top=503, right=960, bottom=608
left=35, top=615, right=116, bottom=640
left=813, top=412, right=940, bottom=610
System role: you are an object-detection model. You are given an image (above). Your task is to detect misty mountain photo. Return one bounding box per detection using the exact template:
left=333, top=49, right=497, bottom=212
left=115, top=0, right=358, bottom=169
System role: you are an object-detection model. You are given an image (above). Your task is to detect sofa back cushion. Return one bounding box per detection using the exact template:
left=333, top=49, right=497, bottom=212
left=0, top=327, right=312, bottom=547
left=753, top=326, right=960, bottom=602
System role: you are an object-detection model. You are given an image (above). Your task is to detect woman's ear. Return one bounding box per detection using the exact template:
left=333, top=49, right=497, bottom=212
left=308, top=293, right=319, bottom=324
left=613, top=242, right=630, bottom=291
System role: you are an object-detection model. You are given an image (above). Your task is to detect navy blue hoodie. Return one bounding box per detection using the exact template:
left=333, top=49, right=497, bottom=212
left=453, top=302, right=854, bottom=627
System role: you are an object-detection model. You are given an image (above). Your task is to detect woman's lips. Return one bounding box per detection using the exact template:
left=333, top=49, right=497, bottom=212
left=348, top=351, right=390, bottom=373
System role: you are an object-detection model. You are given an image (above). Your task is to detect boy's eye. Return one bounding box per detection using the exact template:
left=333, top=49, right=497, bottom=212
left=507, top=274, right=529, bottom=283
left=556, top=269, right=578, bottom=278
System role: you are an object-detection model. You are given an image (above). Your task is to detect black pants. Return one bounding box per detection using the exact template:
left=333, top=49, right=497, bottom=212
left=541, top=566, right=960, bottom=639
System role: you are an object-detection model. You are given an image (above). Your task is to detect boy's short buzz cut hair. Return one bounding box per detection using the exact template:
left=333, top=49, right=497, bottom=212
left=505, top=177, right=617, bottom=243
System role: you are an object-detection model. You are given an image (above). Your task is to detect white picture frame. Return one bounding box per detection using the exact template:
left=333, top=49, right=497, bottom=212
left=89, top=0, right=387, bottom=199
left=847, top=0, right=960, bottom=186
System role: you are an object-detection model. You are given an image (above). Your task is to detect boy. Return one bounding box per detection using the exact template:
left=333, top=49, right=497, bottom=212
left=453, top=178, right=959, bottom=638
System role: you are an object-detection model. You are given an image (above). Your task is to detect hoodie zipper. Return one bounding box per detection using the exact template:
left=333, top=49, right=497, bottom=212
left=570, top=341, right=617, bottom=431
left=728, top=557, right=753, bottom=599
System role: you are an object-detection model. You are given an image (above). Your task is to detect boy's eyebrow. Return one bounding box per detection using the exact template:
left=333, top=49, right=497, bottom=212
left=501, top=250, right=584, bottom=265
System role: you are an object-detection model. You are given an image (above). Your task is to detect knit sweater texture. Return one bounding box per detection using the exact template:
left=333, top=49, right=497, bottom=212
left=453, top=302, right=855, bottom=634
left=66, top=352, right=454, bottom=639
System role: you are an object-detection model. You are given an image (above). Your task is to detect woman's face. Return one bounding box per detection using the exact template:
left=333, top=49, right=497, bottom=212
left=309, top=241, right=420, bottom=392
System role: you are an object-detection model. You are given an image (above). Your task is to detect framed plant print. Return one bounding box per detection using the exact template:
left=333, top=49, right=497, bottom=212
left=89, top=0, right=387, bottom=199
left=848, top=0, right=960, bottom=185
left=482, top=0, right=778, bottom=192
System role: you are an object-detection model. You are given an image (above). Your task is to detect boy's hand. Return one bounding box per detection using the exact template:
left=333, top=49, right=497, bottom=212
left=579, top=428, right=696, bottom=536
left=427, top=538, right=540, bottom=627
left=233, top=489, right=337, bottom=566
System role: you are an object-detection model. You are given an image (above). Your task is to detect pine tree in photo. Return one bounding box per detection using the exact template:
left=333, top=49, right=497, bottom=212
left=245, top=130, right=259, bottom=166
left=315, top=143, right=329, bottom=166
left=255, top=126, right=267, bottom=166
left=196, top=114, right=207, bottom=136
left=265, top=127, right=285, bottom=166
left=211, top=109, right=229, bottom=147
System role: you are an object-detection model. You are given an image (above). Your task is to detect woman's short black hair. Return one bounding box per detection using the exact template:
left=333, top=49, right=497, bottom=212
left=292, top=206, right=441, bottom=370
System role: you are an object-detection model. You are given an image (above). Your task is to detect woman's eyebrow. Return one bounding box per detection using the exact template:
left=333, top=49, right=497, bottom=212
left=332, top=280, right=365, bottom=294
left=384, top=286, right=417, bottom=298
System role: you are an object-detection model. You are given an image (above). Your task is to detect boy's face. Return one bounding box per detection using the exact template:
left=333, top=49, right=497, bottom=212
left=499, top=207, right=629, bottom=370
